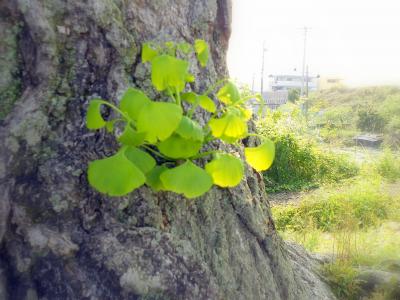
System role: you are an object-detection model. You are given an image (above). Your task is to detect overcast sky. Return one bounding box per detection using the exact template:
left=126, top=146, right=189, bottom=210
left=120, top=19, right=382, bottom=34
left=227, top=0, right=400, bottom=90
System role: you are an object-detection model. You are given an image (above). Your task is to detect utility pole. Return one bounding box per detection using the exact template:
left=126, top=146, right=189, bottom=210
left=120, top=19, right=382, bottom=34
left=305, top=65, right=309, bottom=97
left=300, top=26, right=309, bottom=97
left=260, top=42, right=267, bottom=94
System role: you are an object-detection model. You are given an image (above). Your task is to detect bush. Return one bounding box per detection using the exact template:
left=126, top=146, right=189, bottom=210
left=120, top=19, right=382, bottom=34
left=272, top=178, right=391, bottom=232
left=376, top=149, right=400, bottom=182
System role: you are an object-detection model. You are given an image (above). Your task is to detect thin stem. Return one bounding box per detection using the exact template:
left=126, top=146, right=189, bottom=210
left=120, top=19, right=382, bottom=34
left=203, top=78, right=229, bottom=96
left=167, top=88, right=177, bottom=103
left=175, top=87, right=181, bottom=106
left=190, top=150, right=222, bottom=160
left=141, top=145, right=169, bottom=159
left=97, top=100, right=131, bottom=122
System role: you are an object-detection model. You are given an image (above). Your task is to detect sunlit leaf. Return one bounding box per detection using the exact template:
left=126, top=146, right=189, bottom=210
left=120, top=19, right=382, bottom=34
left=244, top=138, right=275, bottom=171
left=158, top=134, right=202, bottom=158
left=142, top=43, right=158, bottom=63
left=137, top=101, right=182, bottom=143
left=146, top=165, right=168, bottom=191
left=238, top=106, right=252, bottom=121
left=160, top=161, right=213, bottom=198
left=118, top=125, right=146, bottom=146
left=175, top=116, right=204, bottom=141
left=88, top=150, right=145, bottom=196
left=87, top=99, right=106, bottom=129
left=205, top=154, right=244, bottom=187
left=177, top=42, right=192, bottom=54
left=194, top=39, right=209, bottom=67
left=208, top=110, right=248, bottom=143
left=124, top=146, right=156, bottom=174
left=198, top=95, right=216, bottom=113
left=120, top=88, right=151, bottom=121
left=186, top=74, right=195, bottom=82
left=217, top=82, right=240, bottom=105
left=151, top=55, right=189, bottom=92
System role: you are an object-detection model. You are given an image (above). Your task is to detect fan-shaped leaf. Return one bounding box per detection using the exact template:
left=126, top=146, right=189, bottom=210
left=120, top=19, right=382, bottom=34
left=208, top=111, right=248, bottom=143
left=118, top=125, right=146, bottom=146
left=175, top=116, right=204, bottom=141
left=205, top=154, right=244, bottom=187
left=245, top=138, right=275, bottom=171
left=217, top=82, right=240, bottom=104
left=160, top=161, right=213, bottom=198
left=124, top=146, right=156, bottom=174
left=151, top=55, right=189, bottom=92
left=120, top=88, right=151, bottom=121
left=88, top=150, right=145, bottom=196
left=198, top=95, right=216, bottom=113
left=158, top=134, right=202, bottom=159
left=137, top=101, right=182, bottom=143
left=142, top=43, right=158, bottom=63
left=87, top=99, right=106, bottom=129
left=146, top=165, right=168, bottom=191
left=194, top=39, right=209, bottom=67
left=181, top=92, right=197, bottom=104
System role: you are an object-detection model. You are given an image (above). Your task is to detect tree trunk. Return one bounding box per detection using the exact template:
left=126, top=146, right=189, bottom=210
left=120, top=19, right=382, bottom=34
left=0, top=1, right=335, bottom=299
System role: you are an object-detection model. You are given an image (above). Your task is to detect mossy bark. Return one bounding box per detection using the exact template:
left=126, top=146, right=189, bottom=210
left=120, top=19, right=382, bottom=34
left=0, top=1, right=335, bottom=299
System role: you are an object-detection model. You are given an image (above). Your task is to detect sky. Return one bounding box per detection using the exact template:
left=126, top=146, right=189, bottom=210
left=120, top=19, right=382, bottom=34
left=227, top=0, right=400, bottom=90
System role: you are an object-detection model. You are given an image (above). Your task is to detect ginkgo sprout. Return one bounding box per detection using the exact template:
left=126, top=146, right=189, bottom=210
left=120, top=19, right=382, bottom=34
left=86, top=40, right=275, bottom=198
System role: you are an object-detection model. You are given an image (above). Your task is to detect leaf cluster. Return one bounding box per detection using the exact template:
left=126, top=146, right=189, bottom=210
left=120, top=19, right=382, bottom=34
left=86, top=40, right=275, bottom=198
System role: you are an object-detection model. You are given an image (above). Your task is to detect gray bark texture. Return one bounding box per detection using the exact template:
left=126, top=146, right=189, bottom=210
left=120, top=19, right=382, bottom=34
left=0, top=0, right=335, bottom=299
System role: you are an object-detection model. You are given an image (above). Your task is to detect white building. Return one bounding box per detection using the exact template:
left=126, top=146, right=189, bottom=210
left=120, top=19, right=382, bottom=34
left=268, top=74, right=318, bottom=92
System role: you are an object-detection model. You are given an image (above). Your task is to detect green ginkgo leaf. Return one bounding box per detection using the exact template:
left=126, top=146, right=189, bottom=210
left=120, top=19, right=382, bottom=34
left=146, top=165, right=168, bottom=191
left=105, top=119, right=118, bottom=133
left=217, top=82, right=240, bottom=104
left=87, top=99, right=106, bottom=129
left=198, top=95, right=216, bottom=113
left=124, top=146, right=156, bottom=174
left=238, top=106, right=252, bottom=121
left=118, top=125, right=146, bottom=146
left=137, top=101, right=183, bottom=143
left=194, top=39, right=209, bottom=67
left=160, top=161, right=213, bottom=198
left=205, top=154, right=244, bottom=187
left=175, top=116, right=204, bottom=141
left=181, top=92, right=197, bottom=104
left=244, top=138, right=275, bottom=171
left=120, top=88, right=151, bottom=121
left=142, top=43, right=158, bottom=63
left=158, top=134, right=202, bottom=159
left=88, top=150, right=145, bottom=196
left=151, top=55, right=189, bottom=92
left=208, top=111, right=248, bottom=143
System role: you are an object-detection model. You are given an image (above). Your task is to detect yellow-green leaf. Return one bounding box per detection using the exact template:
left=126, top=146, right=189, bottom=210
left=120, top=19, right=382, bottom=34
left=208, top=111, right=248, bottom=143
left=177, top=42, right=192, bottom=54
left=151, top=55, right=189, bottom=92
left=142, top=43, right=158, bottom=63
left=205, top=154, right=244, bottom=187
left=120, top=88, right=151, bottom=121
left=118, top=125, right=146, bottom=146
left=137, top=101, right=183, bottom=143
left=198, top=95, right=216, bottom=113
left=244, top=138, right=275, bottom=171
left=175, top=116, right=204, bottom=141
left=124, top=146, right=156, bottom=174
left=181, top=92, right=197, bottom=104
left=217, top=82, right=240, bottom=105
left=88, top=150, right=145, bottom=196
left=87, top=99, right=106, bottom=129
left=194, top=39, right=209, bottom=67
left=160, top=161, right=213, bottom=198
left=158, top=134, right=202, bottom=159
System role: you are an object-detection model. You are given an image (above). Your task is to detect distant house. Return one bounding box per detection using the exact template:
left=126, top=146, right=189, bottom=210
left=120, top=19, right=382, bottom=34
left=269, top=74, right=318, bottom=92
left=248, top=90, right=289, bottom=114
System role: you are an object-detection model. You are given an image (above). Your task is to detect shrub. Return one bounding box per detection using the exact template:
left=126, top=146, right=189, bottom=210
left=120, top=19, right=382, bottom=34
left=376, top=149, right=400, bottom=182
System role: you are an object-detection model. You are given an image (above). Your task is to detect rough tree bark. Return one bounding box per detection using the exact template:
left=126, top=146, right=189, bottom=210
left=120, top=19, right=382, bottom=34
left=0, top=1, right=335, bottom=299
